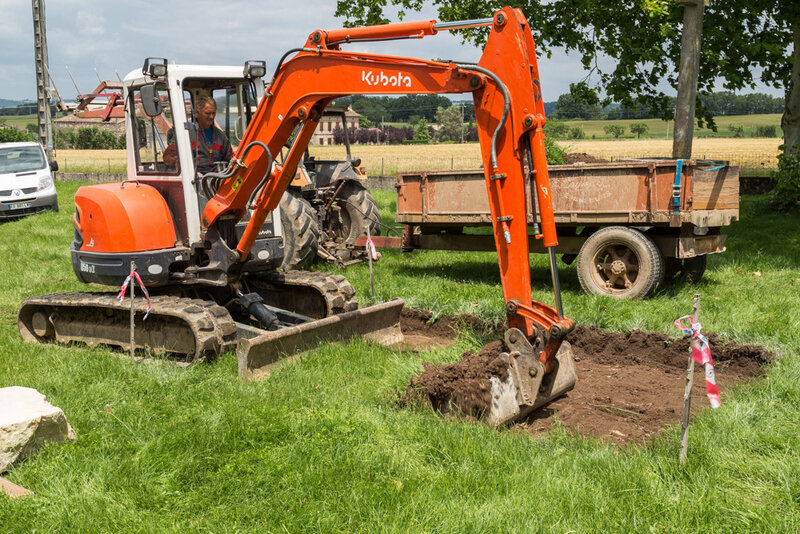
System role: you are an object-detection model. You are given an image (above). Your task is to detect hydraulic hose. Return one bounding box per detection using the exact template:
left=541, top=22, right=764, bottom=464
left=454, top=64, right=510, bottom=170
left=199, top=141, right=272, bottom=199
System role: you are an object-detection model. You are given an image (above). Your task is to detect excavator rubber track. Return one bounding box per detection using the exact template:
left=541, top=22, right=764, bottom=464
left=18, top=272, right=402, bottom=374
left=247, top=270, right=358, bottom=318
left=18, top=292, right=238, bottom=361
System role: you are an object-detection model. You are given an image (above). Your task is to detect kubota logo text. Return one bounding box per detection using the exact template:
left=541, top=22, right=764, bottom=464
left=362, top=70, right=412, bottom=88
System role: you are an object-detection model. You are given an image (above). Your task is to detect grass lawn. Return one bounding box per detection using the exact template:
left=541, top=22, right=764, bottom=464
left=0, top=114, right=37, bottom=131
left=0, top=183, right=798, bottom=531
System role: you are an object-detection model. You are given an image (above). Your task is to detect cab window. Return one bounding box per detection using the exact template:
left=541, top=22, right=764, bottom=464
left=130, top=83, right=180, bottom=175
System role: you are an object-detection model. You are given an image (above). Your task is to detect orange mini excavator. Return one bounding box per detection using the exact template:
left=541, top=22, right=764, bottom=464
left=19, top=6, right=576, bottom=425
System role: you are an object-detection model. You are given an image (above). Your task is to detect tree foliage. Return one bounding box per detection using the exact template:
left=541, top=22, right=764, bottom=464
left=603, top=124, right=626, bottom=138
left=334, top=94, right=454, bottom=123
left=553, top=94, right=602, bottom=120
left=434, top=105, right=463, bottom=142
left=771, top=152, right=800, bottom=210
left=335, top=0, right=800, bottom=154
left=55, top=127, right=125, bottom=149
left=0, top=127, right=36, bottom=143
left=630, top=123, right=649, bottom=138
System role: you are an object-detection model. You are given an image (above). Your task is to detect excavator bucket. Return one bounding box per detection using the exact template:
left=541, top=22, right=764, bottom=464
left=237, top=299, right=404, bottom=379
left=487, top=339, right=577, bottom=426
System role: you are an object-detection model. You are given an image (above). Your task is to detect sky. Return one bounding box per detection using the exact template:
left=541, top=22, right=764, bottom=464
left=0, top=0, right=784, bottom=105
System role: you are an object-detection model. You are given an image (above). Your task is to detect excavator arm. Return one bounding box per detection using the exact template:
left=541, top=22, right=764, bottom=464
left=204, top=7, right=575, bottom=420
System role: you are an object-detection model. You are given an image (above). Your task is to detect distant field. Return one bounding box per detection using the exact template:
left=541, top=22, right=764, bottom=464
left=310, top=137, right=782, bottom=175
left=0, top=113, right=37, bottom=130
left=56, top=149, right=127, bottom=173
left=54, top=136, right=781, bottom=177
left=560, top=113, right=783, bottom=140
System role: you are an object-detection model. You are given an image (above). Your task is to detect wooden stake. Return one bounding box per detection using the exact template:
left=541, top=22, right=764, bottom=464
left=129, top=261, right=135, bottom=360
left=679, top=293, right=701, bottom=464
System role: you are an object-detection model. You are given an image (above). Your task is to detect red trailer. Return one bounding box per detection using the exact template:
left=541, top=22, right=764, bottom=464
left=375, top=159, right=738, bottom=299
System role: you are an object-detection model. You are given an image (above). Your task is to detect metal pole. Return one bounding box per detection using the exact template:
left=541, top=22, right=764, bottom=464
left=679, top=293, right=701, bottom=464
left=129, top=261, right=136, bottom=360
left=672, top=0, right=706, bottom=159
left=547, top=248, right=564, bottom=318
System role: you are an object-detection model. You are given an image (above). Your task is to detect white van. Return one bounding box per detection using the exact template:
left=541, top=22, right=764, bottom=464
left=0, top=141, right=59, bottom=219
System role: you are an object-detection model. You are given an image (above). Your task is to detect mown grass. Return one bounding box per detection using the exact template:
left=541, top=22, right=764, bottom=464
left=0, top=183, right=798, bottom=531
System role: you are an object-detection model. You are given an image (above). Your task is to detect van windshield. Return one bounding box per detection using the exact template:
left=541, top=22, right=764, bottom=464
left=0, top=146, right=46, bottom=174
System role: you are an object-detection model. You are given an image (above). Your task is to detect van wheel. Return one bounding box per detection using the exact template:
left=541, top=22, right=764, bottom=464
left=577, top=226, right=664, bottom=299
left=279, top=189, right=320, bottom=270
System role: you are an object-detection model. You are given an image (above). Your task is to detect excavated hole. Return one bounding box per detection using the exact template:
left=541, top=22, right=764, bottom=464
left=398, top=309, right=771, bottom=446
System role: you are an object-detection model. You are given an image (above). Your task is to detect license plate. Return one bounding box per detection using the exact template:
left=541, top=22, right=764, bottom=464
left=8, top=202, right=32, bottom=210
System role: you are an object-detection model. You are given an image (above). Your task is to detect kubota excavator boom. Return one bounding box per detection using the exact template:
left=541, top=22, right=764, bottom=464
left=214, top=6, right=576, bottom=423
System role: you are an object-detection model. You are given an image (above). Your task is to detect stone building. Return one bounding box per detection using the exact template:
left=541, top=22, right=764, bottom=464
left=311, top=106, right=360, bottom=146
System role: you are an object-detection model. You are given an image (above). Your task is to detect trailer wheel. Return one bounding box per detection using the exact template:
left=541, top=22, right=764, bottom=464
left=577, top=226, right=664, bottom=299
left=327, top=181, right=380, bottom=243
left=663, top=255, right=707, bottom=285
left=279, top=189, right=320, bottom=270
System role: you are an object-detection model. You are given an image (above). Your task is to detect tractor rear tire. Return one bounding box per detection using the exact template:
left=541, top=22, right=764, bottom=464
left=577, top=226, right=664, bottom=299
left=279, top=189, right=320, bottom=270
left=329, top=181, right=380, bottom=243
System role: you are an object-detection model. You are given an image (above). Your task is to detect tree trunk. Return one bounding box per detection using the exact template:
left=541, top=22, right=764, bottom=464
left=782, top=21, right=800, bottom=157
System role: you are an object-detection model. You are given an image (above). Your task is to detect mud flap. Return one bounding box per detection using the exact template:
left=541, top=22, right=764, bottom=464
left=487, top=337, right=578, bottom=426
left=237, top=299, right=404, bottom=379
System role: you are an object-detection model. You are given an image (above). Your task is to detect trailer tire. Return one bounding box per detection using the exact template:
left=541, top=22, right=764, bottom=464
left=279, top=189, right=320, bottom=270
left=328, top=181, right=380, bottom=243
left=663, top=255, right=707, bottom=285
left=577, top=226, right=664, bottom=299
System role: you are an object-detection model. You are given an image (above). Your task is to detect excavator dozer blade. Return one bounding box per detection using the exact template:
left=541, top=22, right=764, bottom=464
left=237, top=299, right=404, bottom=380
left=486, top=341, right=577, bottom=426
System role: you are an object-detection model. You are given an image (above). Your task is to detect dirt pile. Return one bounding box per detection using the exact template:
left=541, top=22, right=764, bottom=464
left=563, top=153, right=610, bottom=164
left=400, top=317, right=771, bottom=446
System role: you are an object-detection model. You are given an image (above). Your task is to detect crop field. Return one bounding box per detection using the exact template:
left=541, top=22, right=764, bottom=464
left=0, top=182, right=798, bottom=531
left=51, top=127, right=781, bottom=177
left=309, top=137, right=782, bottom=175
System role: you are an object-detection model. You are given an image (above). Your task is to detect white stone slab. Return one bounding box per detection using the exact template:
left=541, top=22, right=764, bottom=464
left=0, top=386, right=76, bottom=472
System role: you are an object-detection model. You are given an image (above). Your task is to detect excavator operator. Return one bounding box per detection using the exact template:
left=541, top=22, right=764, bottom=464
left=163, top=93, right=233, bottom=174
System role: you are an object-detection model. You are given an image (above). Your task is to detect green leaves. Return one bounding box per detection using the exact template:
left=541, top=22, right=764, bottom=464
left=333, top=0, right=796, bottom=154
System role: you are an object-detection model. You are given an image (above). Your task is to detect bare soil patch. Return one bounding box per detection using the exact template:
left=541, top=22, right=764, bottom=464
left=396, top=308, right=487, bottom=351
left=399, top=312, right=771, bottom=446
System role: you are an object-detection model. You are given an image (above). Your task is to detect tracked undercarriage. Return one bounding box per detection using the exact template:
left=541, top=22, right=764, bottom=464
left=18, top=271, right=403, bottom=376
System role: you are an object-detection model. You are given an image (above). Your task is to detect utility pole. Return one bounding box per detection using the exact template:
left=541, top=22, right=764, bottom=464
left=672, top=0, right=706, bottom=159
left=460, top=103, right=464, bottom=144
left=32, top=0, right=53, bottom=158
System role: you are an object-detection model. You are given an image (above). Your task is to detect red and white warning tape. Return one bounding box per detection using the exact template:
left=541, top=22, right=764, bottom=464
left=674, top=315, right=720, bottom=408
left=365, top=236, right=379, bottom=260
left=117, top=271, right=152, bottom=320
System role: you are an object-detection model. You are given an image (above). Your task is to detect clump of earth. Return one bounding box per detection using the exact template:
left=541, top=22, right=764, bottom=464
left=562, top=152, right=611, bottom=164
left=398, top=311, right=771, bottom=446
